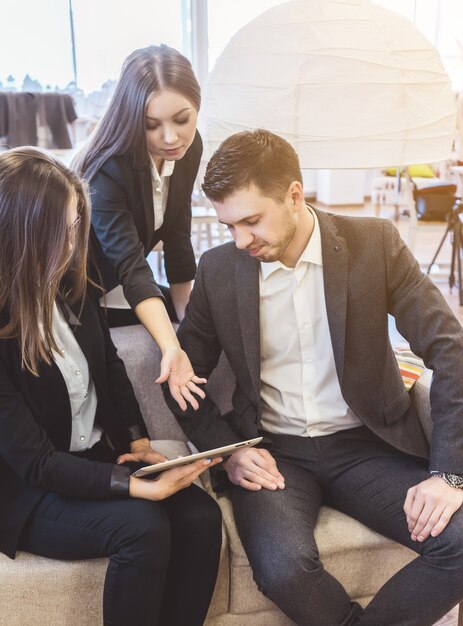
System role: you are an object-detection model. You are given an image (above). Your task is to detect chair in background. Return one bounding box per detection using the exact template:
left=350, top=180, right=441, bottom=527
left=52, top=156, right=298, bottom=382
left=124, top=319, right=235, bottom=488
left=191, top=206, right=230, bottom=257
left=371, top=164, right=443, bottom=221
left=406, top=182, right=458, bottom=266
left=414, top=183, right=458, bottom=222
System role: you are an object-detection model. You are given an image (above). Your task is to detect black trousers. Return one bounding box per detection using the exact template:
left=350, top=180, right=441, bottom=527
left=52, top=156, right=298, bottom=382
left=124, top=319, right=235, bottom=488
left=231, top=426, right=463, bottom=626
left=19, top=451, right=222, bottom=626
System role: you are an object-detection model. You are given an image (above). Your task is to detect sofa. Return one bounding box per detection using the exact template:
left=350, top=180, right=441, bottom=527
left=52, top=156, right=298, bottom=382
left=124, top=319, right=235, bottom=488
left=0, top=324, right=460, bottom=626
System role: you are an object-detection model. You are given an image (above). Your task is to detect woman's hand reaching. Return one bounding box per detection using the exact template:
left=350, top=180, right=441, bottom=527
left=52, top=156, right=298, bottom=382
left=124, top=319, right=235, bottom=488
left=156, top=346, right=207, bottom=411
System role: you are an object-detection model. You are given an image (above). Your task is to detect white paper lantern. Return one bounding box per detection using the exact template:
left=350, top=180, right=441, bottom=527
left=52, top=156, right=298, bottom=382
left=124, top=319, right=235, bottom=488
left=200, top=0, right=456, bottom=168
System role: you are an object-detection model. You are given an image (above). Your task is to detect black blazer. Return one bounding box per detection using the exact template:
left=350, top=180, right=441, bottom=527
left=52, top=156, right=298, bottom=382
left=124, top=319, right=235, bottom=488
left=0, top=286, right=148, bottom=558
left=165, top=210, right=463, bottom=484
left=89, top=131, right=202, bottom=308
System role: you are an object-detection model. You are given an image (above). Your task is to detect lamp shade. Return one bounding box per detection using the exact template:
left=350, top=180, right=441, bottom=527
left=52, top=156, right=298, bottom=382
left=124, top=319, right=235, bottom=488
left=200, top=0, right=456, bottom=168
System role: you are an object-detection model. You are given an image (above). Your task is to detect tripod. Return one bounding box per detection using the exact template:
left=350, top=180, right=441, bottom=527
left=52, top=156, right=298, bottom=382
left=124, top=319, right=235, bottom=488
left=426, top=199, right=463, bottom=305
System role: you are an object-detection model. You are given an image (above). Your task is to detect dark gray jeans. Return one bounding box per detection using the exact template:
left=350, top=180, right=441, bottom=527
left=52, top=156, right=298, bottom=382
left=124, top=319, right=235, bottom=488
left=231, top=426, right=463, bottom=626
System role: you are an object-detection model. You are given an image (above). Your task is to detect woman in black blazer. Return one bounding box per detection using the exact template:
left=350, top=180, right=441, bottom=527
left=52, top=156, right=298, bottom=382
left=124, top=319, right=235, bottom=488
left=0, top=148, right=222, bottom=626
left=74, top=46, right=205, bottom=412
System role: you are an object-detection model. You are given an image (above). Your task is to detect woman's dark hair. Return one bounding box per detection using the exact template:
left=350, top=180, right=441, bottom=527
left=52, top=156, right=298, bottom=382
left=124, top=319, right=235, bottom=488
left=73, top=45, right=201, bottom=180
left=202, top=129, right=303, bottom=203
left=0, top=147, right=91, bottom=375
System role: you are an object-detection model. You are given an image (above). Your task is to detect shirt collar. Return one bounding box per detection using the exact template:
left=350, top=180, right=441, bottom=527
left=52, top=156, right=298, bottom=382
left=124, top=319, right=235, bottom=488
left=260, top=206, right=322, bottom=281
left=150, top=155, right=175, bottom=182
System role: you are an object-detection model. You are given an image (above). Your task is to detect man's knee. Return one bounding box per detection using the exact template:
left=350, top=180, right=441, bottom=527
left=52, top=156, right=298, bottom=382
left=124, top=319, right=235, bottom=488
left=423, top=511, right=463, bottom=566
left=249, top=538, right=323, bottom=600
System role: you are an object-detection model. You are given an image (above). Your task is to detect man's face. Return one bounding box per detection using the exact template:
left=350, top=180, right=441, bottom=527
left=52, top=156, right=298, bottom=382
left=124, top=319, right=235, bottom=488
left=213, top=183, right=297, bottom=263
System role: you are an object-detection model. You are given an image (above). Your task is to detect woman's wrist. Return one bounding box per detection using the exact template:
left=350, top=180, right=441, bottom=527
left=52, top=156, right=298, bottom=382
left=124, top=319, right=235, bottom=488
left=134, top=297, right=180, bottom=353
left=159, top=339, right=181, bottom=355
left=129, top=475, right=163, bottom=501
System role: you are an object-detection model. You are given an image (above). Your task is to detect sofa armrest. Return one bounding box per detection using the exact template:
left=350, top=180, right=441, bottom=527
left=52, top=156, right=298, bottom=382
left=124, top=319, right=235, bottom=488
left=110, top=325, right=187, bottom=441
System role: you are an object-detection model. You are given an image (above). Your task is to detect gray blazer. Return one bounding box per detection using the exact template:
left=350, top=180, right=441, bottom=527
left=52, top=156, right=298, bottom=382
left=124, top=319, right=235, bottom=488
left=168, top=209, right=463, bottom=477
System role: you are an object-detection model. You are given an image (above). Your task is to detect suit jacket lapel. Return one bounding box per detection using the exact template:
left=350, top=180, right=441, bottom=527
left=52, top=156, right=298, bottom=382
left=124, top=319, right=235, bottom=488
left=162, top=160, right=183, bottom=233
left=235, top=251, right=261, bottom=399
left=63, top=297, right=106, bottom=396
left=138, top=168, right=154, bottom=249
left=315, top=208, right=348, bottom=385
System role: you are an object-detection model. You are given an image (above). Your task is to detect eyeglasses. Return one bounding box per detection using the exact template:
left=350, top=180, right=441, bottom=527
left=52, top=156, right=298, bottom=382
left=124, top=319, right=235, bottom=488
left=68, top=214, right=82, bottom=233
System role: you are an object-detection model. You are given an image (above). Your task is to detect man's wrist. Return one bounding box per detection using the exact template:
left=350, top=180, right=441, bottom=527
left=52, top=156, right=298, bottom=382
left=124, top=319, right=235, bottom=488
left=430, top=471, right=463, bottom=489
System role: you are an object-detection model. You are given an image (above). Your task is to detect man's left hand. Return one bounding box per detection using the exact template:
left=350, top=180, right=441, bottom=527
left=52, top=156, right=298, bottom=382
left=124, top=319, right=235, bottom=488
left=404, top=476, right=463, bottom=542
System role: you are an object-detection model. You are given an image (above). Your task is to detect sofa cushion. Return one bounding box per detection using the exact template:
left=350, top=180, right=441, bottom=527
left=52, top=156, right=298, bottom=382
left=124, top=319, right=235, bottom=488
left=0, top=551, right=106, bottom=626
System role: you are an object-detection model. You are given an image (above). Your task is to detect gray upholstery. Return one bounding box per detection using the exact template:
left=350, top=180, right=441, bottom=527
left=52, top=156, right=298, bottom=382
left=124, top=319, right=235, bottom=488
left=0, top=324, right=456, bottom=625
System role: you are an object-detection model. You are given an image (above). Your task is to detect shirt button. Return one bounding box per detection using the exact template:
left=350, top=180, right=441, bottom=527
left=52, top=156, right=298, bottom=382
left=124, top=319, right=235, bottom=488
left=80, top=435, right=85, bottom=441
left=59, top=348, right=65, bottom=355
left=74, top=369, right=80, bottom=375
left=84, top=392, right=88, bottom=398
left=305, top=359, right=313, bottom=364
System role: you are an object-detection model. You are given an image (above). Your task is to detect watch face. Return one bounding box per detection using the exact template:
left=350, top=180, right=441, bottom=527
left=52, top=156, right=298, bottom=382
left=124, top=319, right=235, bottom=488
left=445, top=473, right=463, bottom=488
left=431, top=471, right=463, bottom=488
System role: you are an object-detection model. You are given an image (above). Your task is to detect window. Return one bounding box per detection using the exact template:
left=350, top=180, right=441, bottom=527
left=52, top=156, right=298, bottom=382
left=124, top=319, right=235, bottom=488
left=0, top=0, right=74, bottom=90
left=72, top=0, right=186, bottom=93
left=0, top=0, right=187, bottom=94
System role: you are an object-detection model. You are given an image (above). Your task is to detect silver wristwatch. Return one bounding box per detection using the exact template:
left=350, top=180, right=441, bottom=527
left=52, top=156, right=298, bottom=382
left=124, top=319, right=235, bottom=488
left=430, top=471, right=463, bottom=489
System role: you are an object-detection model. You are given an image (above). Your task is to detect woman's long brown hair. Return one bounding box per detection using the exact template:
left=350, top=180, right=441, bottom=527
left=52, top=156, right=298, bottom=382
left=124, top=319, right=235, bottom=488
left=0, top=147, right=91, bottom=375
left=72, top=44, right=201, bottom=180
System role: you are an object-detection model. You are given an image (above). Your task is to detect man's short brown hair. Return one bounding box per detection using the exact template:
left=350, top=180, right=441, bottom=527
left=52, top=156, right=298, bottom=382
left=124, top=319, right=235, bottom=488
left=202, top=129, right=303, bottom=203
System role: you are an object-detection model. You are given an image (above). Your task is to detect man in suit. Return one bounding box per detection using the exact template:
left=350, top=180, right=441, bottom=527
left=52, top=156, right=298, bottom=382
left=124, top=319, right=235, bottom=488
left=167, top=129, right=463, bottom=625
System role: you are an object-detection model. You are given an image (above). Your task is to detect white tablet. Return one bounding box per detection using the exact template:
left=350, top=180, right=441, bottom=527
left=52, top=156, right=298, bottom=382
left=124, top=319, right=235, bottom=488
left=132, top=437, right=263, bottom=478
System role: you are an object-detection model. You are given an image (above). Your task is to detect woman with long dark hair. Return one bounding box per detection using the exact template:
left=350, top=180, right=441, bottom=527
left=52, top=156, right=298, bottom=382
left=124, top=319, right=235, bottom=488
left=73, top=45, right=204, bottom=412
left=0, top=147, right=222, bottom=626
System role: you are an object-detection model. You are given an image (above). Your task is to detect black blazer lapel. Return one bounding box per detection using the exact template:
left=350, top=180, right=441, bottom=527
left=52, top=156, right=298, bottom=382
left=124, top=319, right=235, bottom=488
left=162, top=160, right=184, bottom=233
left=138, top=168, right=155, bottom=249
left=315, top=208, right=348, bottom=385
left=64, top=298, right=107, bottom=398
left=235, top=251, right=261, bottom=400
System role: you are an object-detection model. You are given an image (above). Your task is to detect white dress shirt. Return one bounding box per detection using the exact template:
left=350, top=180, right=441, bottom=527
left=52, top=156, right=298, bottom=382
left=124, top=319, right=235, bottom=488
left=150, top=155, right=175, bottom=231
left=259, top=207, right=362, bottom=437
left=51, top=302, right=102, bottom=451
left=103, top=156, right=175, bottom=309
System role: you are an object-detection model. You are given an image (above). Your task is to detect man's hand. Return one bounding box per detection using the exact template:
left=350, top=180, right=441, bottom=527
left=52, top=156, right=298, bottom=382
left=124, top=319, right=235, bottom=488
left=224, top=447, right=285, bottom=491
left=404, top=476, right=463, bottom=542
